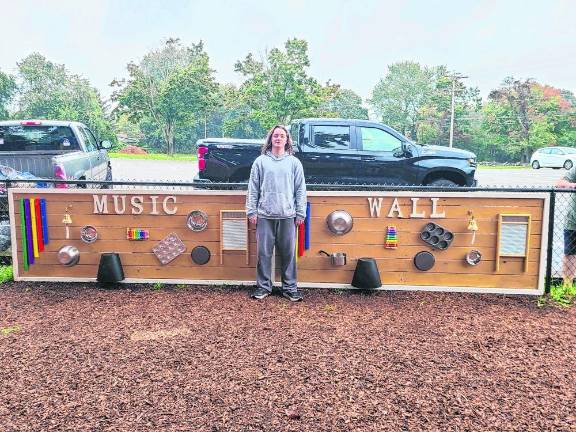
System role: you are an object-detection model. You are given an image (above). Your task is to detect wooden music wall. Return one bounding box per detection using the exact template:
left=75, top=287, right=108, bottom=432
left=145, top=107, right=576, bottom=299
left=8, top=189, right=549, bottom=295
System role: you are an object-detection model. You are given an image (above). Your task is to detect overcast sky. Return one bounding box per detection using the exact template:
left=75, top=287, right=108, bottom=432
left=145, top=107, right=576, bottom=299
left=1, top=0, right=574, bottom=103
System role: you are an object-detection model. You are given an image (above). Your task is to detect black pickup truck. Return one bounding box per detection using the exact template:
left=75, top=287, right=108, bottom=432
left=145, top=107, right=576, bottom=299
left=194, top=118, right=477, bottom=186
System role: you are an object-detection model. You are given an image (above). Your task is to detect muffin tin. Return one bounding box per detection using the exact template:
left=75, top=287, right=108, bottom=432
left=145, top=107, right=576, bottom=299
left=420, top=222, right=454, bottom=250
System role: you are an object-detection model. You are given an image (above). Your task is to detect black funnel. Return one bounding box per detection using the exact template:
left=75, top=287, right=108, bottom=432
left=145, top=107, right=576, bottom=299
left=97, top=253, right=125, bottom=283
left=351, top=257, right=382, bottom=289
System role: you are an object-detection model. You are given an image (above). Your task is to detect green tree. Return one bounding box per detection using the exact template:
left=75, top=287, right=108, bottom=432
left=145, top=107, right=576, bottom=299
left=0, top=69, right=16, bottom=120
left=319, top=87, right=368, bottom=119
left=370, top=62, right=481, bottom=145
left=235, top=38, right=327, bottom=129
left=216, top=84, right=266, bottom=138
left=369, top=61, right=436, bottom=138
left=112, top=39, right=219, bottom=155
left=13, top=53, right=115, bottom=141
left=482, top=77, right=571, bottom=162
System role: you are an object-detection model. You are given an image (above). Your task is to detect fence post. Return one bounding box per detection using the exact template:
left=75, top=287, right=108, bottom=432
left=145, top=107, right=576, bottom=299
left=545, top=189, right=556, bottom=294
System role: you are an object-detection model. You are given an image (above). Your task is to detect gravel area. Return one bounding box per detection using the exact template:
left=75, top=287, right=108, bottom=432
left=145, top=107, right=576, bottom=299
left=1, top=283, right=575, bottom=431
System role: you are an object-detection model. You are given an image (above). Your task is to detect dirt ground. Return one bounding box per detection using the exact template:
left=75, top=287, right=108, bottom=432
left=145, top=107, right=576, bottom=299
left=1, top=283, right=575, bottom=432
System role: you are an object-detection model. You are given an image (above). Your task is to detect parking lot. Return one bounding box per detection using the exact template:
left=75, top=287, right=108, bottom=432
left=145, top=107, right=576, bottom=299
left=111, top=159, right=567, bottom=187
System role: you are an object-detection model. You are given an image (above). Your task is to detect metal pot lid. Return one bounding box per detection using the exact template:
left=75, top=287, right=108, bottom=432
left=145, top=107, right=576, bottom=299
left=191, top=246, right=211, bottom=265
left=326, top=210, right=353, bottom=235
left=186, top=210, right=208, bottom=232
left=465, top=249, right=482, bottom=266
left=414, top=251, right=435, bottom=271
left=80, top=225, right=98, bottom=243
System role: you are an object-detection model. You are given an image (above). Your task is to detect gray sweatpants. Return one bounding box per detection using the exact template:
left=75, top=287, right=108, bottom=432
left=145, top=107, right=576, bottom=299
left=256, top=217, right=297, bottom=293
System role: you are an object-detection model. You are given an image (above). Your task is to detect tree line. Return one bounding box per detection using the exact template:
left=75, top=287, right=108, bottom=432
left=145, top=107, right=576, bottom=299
left=0, top=38, right=574, bottom=162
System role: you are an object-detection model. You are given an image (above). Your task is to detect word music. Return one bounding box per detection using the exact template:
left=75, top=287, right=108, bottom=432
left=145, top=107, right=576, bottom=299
left=367, top=197, right=446, bottom=219
left=92, top=195, right=178, bottom=215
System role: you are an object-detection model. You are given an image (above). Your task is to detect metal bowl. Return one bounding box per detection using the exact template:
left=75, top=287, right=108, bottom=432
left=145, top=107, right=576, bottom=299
left=465, top=250, right=482, bottom=266
left=186, top=210, right=208, bottom=232
left=80, top=225, right=98, bottom=243
left=326, top=210, right=353, bottom=235
left=58, top=245, right=80, bottom=266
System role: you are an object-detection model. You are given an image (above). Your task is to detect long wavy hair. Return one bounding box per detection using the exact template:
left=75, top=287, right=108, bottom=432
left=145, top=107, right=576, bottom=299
left=261, top=124, right=294, bottom=155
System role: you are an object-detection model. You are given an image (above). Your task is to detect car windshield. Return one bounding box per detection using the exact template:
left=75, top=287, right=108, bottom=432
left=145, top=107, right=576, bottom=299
left=563, top=148, right=576, bottom=154
left=0, top=125, right=79, bottom=152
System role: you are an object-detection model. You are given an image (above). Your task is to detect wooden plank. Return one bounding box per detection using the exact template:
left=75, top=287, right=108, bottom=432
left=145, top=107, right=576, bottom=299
left=19, top=252, right=537, bottom=275
left=14, top=236, right=540, bottom=261
left=15, top=214, right=542, bottom=234
left=15, top=200, right=544, bottom=221
left=307, top=196, right=545, bottom=207
left=13, top=193, right=545, bottom=208
left=296, top=269, right=538, bottom=289
left=13, top=226, right=541, bottom=249
left=20, top=264, right=257, bottom=280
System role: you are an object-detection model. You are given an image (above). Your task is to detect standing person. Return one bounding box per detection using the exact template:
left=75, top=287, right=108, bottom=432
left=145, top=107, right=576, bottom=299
left=557, top=169, right=576, bottom=286
left=246, top=125, right=307, bottom=301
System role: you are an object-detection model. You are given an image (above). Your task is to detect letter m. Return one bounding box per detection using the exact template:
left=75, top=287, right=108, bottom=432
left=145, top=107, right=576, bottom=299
left=93, top=195, right=108, bottom=214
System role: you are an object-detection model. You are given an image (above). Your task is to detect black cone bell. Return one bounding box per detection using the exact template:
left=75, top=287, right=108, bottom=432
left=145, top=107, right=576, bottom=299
left=351, top=257, right=382, bottom=289
left=97, top=253, right=125, bottom=283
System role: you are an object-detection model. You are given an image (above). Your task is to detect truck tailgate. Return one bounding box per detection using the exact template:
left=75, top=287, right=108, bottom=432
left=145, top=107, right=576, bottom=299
left=0, top=154, right=53, bottom=177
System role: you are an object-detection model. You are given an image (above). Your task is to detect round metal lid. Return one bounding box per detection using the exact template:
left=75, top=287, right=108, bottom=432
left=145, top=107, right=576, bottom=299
left=414, top=251, right=435, bottom=271
left=191, top=246, right=211, bottom=265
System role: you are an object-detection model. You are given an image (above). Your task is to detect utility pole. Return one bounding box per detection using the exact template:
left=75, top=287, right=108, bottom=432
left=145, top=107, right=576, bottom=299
left=449, top=73, right=468, bottom=148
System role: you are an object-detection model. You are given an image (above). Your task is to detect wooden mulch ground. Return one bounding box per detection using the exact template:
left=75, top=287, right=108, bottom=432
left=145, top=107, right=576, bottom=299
left=1, top=283, right=575, bottom=431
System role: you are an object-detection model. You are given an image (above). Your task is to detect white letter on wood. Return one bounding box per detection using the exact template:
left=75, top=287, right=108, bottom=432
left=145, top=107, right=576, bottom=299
left=367, top=197, right=383, bottom=217
left=113, top=195, right=126, bottom=214
left=150, top=196, right=160, bottom=215
left=93, top=195, right=108, bottom=214
left=410, top=198, right=426, bottom=218
left=163, top=196, right=177, bottom=215
left=430, top=197, right=446, bottom=218
left=131, top=196, right=144, bottom=215
left=387, top=198, right=404, bottom=218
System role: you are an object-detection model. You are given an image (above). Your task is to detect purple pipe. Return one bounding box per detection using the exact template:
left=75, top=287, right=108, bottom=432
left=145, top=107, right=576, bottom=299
left=24, top=199, right=34, bottom=265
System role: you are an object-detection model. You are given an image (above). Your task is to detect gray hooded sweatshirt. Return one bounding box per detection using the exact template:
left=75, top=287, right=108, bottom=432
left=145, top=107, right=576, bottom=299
left=246, top=152, right=307, bottom=219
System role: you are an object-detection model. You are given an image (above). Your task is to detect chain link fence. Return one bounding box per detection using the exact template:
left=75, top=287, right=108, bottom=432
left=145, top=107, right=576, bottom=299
left=0, top=178, right=571, bottom=292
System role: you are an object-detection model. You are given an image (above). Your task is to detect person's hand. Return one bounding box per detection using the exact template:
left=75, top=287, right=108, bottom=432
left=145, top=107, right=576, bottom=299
left=248, top=215, right=258, bottom=225
left=295, top=217, right=305, bottom=226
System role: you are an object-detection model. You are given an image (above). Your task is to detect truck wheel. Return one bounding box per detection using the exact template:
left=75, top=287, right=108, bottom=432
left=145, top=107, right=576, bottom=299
left=101, top=166, right=113, bottom=189
left=564, top=160, right=573, bottom=170
left=531, top=160, right=540, bottom=169
left=427, top=178, right=458, bottom=187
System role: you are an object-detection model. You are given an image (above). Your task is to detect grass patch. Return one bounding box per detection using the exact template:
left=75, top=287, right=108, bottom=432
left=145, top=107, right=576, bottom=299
left=1, top=325, right=20, bottom=336
left=109, top=153, right=197, bottom=161
left=0, top=265, right=13, bottom=283
left=538, top=282, right=576, bottom=307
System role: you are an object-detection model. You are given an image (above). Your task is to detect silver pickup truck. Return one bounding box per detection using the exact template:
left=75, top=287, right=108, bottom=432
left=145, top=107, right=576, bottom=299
left=0, top=120, right=112, bottom=186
